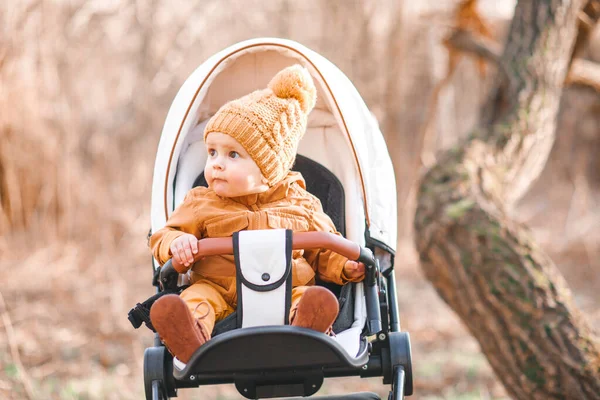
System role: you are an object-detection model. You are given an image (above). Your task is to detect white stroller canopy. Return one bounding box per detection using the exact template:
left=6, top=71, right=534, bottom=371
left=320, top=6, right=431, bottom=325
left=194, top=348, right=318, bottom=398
left=151, top=38, right=397, bottom=252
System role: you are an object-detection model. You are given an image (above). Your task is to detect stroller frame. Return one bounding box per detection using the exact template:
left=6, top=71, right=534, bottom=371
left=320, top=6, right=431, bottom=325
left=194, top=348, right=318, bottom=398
left=143, top=231, right=412, bottom=400
left=138, top=38, right=413, bottom=400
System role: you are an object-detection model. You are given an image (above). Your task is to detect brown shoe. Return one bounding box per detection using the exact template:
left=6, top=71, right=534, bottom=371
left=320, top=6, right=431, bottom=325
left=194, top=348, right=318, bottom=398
left=150, top=294, right=211, bottom=364
left=291, top=286, right=339, bottom=333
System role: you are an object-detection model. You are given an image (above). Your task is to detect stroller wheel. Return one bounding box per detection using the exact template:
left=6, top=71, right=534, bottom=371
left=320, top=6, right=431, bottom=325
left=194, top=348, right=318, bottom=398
left=151, top=381, right=167, bottom=400
left=144, top=346, right=176, bottom=400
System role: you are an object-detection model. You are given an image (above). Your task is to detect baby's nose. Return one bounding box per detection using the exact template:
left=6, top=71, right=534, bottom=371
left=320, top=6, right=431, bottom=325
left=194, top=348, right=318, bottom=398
left=213, top=160, right=224, bottom=170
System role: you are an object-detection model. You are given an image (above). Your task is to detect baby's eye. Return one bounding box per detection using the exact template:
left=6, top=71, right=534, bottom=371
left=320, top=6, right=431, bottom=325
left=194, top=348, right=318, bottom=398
left=208, top=149, right=216, bottom=157
left=229, top=151, right=239, bottom=159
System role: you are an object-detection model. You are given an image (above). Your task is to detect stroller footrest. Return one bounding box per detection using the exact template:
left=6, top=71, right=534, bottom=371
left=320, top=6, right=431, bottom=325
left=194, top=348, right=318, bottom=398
left=175, top=326, right=368, bottom=380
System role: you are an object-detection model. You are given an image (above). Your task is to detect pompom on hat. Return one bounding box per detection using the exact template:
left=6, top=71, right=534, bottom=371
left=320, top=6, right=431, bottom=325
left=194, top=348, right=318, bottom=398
left=204, top=64, right=317, bottom=186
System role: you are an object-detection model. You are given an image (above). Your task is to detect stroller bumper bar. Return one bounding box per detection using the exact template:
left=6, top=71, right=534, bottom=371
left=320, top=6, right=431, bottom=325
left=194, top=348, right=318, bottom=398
left=166, top=231, right=368, bottom=273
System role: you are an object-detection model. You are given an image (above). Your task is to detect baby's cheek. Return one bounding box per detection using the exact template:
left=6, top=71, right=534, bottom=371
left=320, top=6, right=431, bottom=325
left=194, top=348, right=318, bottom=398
left=204, top=168, right=212, bottom=182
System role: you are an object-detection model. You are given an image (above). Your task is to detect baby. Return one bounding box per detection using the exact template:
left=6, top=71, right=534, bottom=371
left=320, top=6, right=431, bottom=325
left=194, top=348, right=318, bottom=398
left=149, top=65, right=365, bottom=364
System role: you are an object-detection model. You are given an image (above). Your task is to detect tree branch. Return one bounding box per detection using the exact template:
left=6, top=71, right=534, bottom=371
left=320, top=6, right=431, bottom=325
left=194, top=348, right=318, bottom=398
left=567, top=58, right=600, bottom=91
left=570, top=0, right=600, bottom=65
left=446, top=28, right=600, bottom=93
left=445, top=28, right=502, bottom=64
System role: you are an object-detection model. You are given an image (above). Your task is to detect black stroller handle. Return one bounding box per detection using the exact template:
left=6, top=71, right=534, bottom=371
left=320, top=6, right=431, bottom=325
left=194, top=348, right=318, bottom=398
left=169, top=231, right=375, bottom=273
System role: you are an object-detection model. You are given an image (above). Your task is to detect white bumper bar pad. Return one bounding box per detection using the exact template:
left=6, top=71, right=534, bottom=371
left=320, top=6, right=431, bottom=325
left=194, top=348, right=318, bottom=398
left=233, top=229, right=293, bottom=328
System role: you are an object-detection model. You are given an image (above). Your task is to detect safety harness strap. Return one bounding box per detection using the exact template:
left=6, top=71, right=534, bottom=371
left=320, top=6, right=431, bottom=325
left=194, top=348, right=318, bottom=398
left=127, top=286, right=189, bottom=331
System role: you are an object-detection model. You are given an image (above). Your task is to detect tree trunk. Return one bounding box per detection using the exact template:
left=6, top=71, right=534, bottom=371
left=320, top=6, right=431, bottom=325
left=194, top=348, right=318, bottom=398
left=413, top=1, right=600, bottom=399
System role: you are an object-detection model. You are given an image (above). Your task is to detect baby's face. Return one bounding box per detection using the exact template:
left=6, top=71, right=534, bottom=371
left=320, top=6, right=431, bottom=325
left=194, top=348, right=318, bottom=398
left=204, top=132, right=268, bottom=197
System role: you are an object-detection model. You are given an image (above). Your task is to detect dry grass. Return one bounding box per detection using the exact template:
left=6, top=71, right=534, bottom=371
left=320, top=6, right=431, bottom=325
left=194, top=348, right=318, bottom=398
left=0, top=1, right=598, bottom=399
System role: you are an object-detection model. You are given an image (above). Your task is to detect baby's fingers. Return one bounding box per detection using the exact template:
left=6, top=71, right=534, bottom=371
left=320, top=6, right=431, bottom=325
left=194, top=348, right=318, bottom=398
left=175, top=244, right=188, bottom=266
left=170, top=243, right=182, bottom=264
left=182, top=243, right=194, bottom=266
left=188, top=236, right=199, bottom=255
left=356, top=262, right=366, bottom=276
left=345, top=261, right=366, bottom=281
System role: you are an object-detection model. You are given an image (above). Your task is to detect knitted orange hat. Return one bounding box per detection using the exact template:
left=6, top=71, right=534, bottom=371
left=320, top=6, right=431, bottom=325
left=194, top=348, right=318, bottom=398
left=204, top=64, right=317, bottom=185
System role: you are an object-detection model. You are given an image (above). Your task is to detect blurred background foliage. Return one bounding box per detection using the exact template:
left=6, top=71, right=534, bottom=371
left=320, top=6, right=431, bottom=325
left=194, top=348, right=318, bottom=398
left=0, top=0, right=598, bottom=399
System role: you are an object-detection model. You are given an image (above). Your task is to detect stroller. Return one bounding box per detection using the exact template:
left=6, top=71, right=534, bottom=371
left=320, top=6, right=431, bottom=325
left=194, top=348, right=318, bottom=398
left=129, top=38, right=413, bottom=400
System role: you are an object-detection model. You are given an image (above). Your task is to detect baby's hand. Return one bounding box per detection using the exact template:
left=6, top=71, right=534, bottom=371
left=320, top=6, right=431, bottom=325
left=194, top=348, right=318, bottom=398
left=169, top=233, right=199, bottom=268
left=343, top=260, right=366, bottom=281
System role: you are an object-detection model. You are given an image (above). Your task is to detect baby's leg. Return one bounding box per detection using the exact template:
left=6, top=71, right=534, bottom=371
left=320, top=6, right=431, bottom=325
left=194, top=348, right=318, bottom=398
left=150, top=293, right=210, bottom=364
left=180, top=280, right=235, bottom=334
left=150, top=280, right=234, bottom=364
left=289, top=286, right=309, bottom=322
left=290, top=286, right=339, bottom=333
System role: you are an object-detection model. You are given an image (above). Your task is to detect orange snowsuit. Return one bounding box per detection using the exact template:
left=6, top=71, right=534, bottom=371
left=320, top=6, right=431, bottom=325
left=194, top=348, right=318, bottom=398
left=150, top=171, right=359, bottom=333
